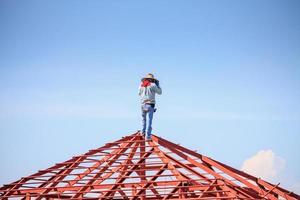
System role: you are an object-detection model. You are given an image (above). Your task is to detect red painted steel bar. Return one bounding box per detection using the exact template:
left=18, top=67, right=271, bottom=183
left=0, top=132, right=299, bottom=200
left=152, top=134, right=291, bottom=200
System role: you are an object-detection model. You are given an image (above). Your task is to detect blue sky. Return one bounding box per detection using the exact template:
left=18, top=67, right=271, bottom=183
left=0, top=0, right=300, bottom=193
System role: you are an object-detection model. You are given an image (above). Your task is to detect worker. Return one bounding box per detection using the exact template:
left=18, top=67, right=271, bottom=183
left=138, top=73, right=162, bottom=140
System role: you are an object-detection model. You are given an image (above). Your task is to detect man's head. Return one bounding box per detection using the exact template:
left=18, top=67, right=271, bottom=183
left=142, top=73, right=157, bottom=83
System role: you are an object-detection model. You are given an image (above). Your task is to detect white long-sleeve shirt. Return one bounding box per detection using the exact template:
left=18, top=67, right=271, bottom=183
left=138, top=83, right=162, bottom=104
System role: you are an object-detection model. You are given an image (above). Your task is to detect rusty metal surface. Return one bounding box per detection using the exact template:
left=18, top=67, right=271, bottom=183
left=0, top=132, right=299, bottom=199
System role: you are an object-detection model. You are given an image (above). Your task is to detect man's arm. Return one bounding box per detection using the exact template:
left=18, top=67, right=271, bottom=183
left=138, top=86, right=142, bottom=96
left=154, top=82, right=162, bottom=95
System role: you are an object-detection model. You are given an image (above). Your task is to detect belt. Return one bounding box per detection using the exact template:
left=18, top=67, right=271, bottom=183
left=145, top=103, right=155, bottom=108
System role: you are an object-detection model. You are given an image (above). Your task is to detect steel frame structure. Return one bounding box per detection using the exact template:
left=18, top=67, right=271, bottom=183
left=1, top=132, right=299, bottom=200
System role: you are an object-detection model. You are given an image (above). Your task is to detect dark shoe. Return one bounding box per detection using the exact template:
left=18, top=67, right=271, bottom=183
left=138, top=130, right=145, bottom=136
left=146, top=136, right=152, bottom=141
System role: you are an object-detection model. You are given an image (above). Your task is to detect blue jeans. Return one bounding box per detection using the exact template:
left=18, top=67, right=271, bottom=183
left=141, top=104, right=154, bottom=138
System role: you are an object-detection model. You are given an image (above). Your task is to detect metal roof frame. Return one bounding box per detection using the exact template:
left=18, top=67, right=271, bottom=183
left=1, top=132, right=299, bottom=199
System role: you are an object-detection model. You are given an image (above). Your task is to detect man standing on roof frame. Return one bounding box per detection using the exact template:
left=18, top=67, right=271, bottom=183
left=138, top=73, right=162, bottom=140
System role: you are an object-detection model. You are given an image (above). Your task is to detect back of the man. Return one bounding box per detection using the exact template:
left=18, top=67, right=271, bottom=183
left=138, top=73, right=162, bottom=140
left=139, top=81, right=162, bottom=105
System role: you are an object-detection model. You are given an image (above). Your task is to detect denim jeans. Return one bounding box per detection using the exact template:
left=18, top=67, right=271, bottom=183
left=141, top=104, right=154, bottom=139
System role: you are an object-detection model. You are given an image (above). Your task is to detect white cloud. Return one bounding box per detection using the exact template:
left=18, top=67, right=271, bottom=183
left=241, top=150, right=285, bottom=181
left=242, top=150, right=300, bottom=196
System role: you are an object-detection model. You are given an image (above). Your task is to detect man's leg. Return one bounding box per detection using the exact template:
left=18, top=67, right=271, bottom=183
left=146, top=106, right=154, bottom=139
left=141, top=107, right=147, bottom=135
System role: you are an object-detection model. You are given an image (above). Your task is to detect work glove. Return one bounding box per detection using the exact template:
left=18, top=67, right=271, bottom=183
left=155, top=80, right=160, bottom=86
